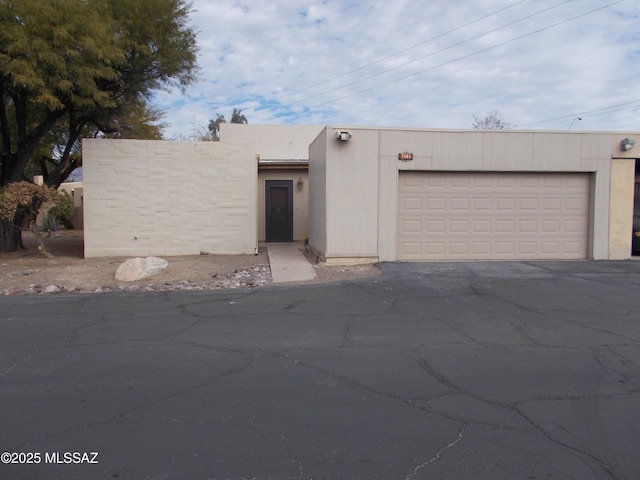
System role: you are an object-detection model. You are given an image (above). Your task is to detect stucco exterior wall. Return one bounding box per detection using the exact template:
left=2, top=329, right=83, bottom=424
left=83, top=139, right=256, bottom=257
left=257, top=170, right=309, bottom=241
left=608, top=159, right=636, bottom=259
left=323, top=129, right=380, bottom=262
left=308, top=129, right=328, bottom=255
left=310, top=126, right=639, bottom=262
left=221, top=124, right=322, bottom=160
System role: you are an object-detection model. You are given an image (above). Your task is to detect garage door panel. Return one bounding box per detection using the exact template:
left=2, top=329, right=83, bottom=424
left=498, top=176, right=518, bottom=187
left=401, top=219, right=422, bottom=233
left=495, top=242, right=515, bottom=254
left=565, top=197, right=586, bottom=210
left=402, top=197, right=422, bottom=210
left=474, top=198, right=492, bottom=210
left=542, top=197, right=562, bottom=210
left=473, top=220, right=491, bottom=233
left=520, top=198, right=539, bottom=210
left=398, top=172, right=589, bottom=260
left=496, top=220, right=515, bottom=233
left=473, top=176, right=493, bottom=188
left=543, top=176, right=563, bottom=188
left=426, top=242, right=445, bottom=254
left=427, top=198, right=446, bottom=210
left=427, top=219, right=446, bottom=232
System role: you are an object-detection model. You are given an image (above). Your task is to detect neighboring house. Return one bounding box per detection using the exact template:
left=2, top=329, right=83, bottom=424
left=33, top=177, right=83, bottom=230
left=58, top=182, right=84, bottom=230
left=82, top=125, right=639, bottom=261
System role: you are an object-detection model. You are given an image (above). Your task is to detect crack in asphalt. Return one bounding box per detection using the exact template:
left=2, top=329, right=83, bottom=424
left=8, top=345, right=255, bottom=452
left=404, top=424, right=466, bottom=480
left=3, top=261, right=639, bottom=479
left=413, top=353, right=625, bottom=479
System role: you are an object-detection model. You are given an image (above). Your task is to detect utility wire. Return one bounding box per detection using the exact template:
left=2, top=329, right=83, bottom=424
left=272, top=0, right=530, bottom=102
left=521, top=99, right=640, bottom=128
left=253, top=0, right=566, bottom=124
left=293, top=0, right=624, bottom=118
left=269, top=0, right=573, bottom=111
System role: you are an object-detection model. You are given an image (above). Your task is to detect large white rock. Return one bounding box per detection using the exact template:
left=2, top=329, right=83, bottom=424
left=115, top=257, right=168, bottom=282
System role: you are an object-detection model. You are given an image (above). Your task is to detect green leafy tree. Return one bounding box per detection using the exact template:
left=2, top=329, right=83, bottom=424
left=472, top=110, right=514, bottom=130
left=207, top=108, right=248, bottom=141
left=0, top=0, right=199, bottom=251
left=99, top=99, right=167, bottom=140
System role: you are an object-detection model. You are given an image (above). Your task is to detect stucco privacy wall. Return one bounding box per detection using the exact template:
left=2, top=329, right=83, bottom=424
left=309, top=126, right=639, bottom=262
left=83, top=139, right=256, bottom=257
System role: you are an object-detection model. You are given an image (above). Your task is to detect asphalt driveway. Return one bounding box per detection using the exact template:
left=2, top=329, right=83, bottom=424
left=1, top=261, right=639, bottom=480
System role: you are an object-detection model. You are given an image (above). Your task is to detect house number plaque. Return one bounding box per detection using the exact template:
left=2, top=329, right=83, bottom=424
left=398, top=152, right=414, bottom=161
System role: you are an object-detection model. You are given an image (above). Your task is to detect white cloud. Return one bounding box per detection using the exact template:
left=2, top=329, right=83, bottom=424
left=154, top=0, right=640, bottom=139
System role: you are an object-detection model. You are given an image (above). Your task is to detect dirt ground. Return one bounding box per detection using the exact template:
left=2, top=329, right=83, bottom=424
left=0, top=230, right=380, bottom=295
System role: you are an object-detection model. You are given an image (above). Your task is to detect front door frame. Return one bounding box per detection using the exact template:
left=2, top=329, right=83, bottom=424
left=265, top=180, right=294, bottom=242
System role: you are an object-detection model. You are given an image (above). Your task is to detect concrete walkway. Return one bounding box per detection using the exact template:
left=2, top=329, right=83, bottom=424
left=266, top=242, right=316, bottom=283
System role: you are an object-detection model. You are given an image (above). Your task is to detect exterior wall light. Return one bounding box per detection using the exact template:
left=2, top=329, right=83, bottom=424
left=297, top=177, right=304, bottom=190
left=620, top=138, right=635, bottom=151
left=336, top=131, right=351, bottom=141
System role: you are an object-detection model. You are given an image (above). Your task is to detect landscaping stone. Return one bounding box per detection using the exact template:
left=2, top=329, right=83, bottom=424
left=115, top=257, right=168, bottom=282
left=2, top=264, right=289, bottom=295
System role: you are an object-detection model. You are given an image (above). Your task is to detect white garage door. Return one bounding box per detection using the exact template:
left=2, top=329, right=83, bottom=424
left=397, top=172, right=590, bottom=260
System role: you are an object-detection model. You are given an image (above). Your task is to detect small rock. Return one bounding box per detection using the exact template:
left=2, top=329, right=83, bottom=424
left=1, top=263, right=8, bottom=267
left=44, top=285, right=60, bottom=294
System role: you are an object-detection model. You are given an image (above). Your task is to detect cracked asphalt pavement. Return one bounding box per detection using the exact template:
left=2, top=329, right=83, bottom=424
left=1, top=261, right=639, bottom=480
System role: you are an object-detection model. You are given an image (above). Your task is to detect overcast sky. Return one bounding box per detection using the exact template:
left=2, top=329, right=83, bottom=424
left=152, top=0, right=640, bottom=140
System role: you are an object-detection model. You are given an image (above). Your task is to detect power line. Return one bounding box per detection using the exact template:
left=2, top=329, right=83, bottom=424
left=255, top=0, right=623, bottom=124
left=521, top=99, right=640, bottom=128
left=273, top=0, right=573, bottom=111
left=285, top=0, right=624, bottom=119
left=270, top=0, right=530, bottom=103
left=252, top=0, right=538, bottom=124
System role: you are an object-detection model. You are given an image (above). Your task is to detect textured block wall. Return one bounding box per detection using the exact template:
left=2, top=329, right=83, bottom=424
left=83, top=139, right=256, bottom=257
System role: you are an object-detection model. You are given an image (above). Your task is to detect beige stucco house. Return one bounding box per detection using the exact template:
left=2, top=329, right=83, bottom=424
left=309, top=126, right=639, bottom=263
left=82, top=124, right=639, bottom=262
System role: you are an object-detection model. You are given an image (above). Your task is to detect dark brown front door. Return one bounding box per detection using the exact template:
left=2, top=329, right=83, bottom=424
left=266, top=180, right=293, bottom=242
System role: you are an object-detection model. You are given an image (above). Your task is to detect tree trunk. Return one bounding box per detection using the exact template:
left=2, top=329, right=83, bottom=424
left=0, top=218, right=21, bottom=253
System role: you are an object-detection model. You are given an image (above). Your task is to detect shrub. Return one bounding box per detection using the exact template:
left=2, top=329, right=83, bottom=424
left=45, top=190, right=74, bottom=229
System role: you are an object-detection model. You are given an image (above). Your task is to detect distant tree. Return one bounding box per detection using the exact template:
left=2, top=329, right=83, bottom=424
left=472, top=111, right=514, bottom=130
left=207, top=108, right=248, bottom=141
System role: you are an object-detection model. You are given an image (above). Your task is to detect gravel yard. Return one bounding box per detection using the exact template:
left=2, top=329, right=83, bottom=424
left=0, top=230, right=380, bottom=295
